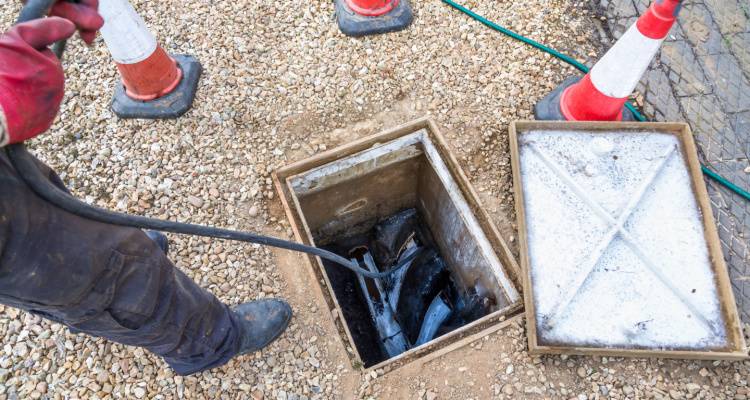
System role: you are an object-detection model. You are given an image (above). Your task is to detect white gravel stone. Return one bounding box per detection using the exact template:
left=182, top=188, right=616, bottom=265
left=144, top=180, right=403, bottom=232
left=133, top=387, right=146, bottom=398
left=0, top=0, right=748, bottom=399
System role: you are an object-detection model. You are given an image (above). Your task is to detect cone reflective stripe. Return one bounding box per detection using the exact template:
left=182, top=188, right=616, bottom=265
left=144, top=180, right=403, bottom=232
left=99, top=0, right=181, bottom=101
left=345, top=0, right=399, bottom=16
left=535, top=0, right=681, bottom=121
left=560, top=21, right=665, bottom=121
left=562, top=0, right=680, bottom=121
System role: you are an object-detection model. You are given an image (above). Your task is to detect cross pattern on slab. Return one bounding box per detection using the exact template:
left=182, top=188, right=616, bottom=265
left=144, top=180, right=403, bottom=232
left=526, top=143, right=719, bottom=336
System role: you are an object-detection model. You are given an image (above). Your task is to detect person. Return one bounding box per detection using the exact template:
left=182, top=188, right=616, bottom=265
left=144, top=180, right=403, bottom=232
left=0, top=1, right=292, bottom=376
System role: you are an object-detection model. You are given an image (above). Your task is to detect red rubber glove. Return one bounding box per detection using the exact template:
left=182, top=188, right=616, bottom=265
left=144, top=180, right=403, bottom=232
left=0, top=18, right=77, bottom=146
left=48, top=0, right=104, bottom=45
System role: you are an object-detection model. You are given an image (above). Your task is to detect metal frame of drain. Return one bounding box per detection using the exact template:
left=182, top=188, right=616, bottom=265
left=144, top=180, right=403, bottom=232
left=274, top=117, right=525, bottom=374
left=510, top=120, right=748, bottom=361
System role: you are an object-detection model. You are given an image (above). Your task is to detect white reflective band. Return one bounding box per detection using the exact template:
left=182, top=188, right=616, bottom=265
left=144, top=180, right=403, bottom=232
left=0, top=126, right=7, bottom=148
left=0, top=104, right=8, bottom=148
left=590, top=24, right=663, bottom=99
left=99, top=0, right=158, bottom=64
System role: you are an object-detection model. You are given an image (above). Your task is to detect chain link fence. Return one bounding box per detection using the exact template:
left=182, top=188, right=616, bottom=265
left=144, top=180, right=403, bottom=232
left=597, top=0, right=750, bottom=322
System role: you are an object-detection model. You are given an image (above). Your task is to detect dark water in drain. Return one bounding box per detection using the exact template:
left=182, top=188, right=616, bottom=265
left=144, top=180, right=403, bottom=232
left=321, top=209, right=493, bottom=367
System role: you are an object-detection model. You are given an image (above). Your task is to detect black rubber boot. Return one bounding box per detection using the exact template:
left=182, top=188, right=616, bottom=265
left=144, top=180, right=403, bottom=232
left=145, top=230, right=169, bottom=254
left=233, top=299, right=292, bottom=355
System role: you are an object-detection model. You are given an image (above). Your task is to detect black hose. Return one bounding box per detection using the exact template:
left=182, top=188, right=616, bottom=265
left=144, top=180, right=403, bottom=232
left=16, top=0, right=56, bottom=23
left=17, top=0, right=68, bottom=58
left=5, top=145, right=415, bottom=279
left=9, top=0, right=413, bottom=279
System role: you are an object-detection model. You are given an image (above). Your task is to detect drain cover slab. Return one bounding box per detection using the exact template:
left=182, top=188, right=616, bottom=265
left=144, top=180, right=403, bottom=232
left=511, top=122, right=747, bottom=359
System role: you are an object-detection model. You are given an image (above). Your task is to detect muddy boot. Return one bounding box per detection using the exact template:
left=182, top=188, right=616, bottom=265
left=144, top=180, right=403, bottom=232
left=233, top=299, right=292, bottom=355
left=145, top=230, right=169, bottom=254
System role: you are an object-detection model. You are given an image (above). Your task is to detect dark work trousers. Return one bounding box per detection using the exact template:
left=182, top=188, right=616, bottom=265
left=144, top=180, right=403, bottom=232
left=0, top=149, right=242, bottom=375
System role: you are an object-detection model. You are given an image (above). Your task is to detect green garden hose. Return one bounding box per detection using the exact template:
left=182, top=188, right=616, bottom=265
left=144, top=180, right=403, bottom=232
left=441, top=0, right=750, bottom=202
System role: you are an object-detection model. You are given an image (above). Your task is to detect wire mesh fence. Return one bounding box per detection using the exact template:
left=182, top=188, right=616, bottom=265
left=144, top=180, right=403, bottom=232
left=597, top=0, right=750, bottom=322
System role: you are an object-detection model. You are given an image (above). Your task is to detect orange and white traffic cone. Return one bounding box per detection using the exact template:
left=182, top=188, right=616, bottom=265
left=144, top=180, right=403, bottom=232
left=335, top=0, right=413, bottom=37
left=535, top=0, right=681, bottom=121
left=99, top=0, right=202, bottom=119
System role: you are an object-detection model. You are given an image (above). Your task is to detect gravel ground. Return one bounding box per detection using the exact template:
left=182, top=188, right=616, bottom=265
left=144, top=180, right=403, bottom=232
left=1, top=0, right=749, bottom=399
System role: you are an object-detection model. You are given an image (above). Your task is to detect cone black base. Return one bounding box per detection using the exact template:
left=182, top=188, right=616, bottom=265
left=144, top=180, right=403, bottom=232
left=534, top=76, right=636, bottom=122
left=335, top=0, right=413, bottom=37
left=112, top=55, right=202, bottom=119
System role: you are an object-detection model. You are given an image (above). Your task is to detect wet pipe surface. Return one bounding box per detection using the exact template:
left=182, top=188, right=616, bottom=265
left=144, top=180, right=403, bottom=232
left=321, top=208, right=496, bottom=367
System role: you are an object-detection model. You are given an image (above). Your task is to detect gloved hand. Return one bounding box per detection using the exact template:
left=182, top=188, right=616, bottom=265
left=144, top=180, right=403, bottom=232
left=48, top=0, right=104, bottom=44
left=0, top=18, right=77, bottom=146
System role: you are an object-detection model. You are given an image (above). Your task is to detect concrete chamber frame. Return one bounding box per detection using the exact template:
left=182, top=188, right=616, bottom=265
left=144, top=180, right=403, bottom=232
left=274, top=118, right=523, bottom=373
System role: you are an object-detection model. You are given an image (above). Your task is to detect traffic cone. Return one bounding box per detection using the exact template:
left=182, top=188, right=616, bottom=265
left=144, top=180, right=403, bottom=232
left=335, top=0, right=414, bottom=37
left=535, top=0, right=682, bottom=121
left=99, top=0, right=202, bottom=119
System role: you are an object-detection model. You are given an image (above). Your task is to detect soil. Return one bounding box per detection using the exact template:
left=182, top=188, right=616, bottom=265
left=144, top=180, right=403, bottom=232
left=268, top=107, right=750, bottom=399
left=2, top=0, right=748, bottom=398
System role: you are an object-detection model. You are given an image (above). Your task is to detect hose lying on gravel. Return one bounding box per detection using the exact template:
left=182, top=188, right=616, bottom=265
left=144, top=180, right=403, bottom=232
left=8, top=0, right=746, bottom=280
left=441, top=0, right=750, bottom=202
left=4, top=144, right=418, bottom=279
left=7, top=0, right=421, bottom=279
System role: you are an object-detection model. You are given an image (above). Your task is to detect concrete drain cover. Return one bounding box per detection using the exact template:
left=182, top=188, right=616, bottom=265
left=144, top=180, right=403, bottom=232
left=510, top=122, right=747, bottom=360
